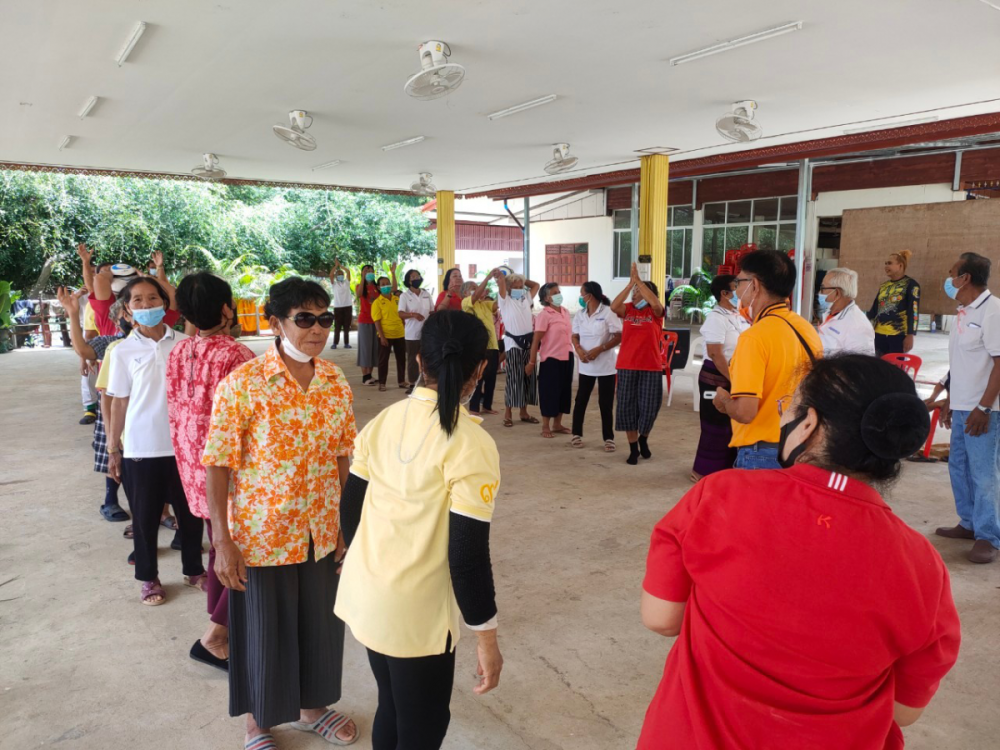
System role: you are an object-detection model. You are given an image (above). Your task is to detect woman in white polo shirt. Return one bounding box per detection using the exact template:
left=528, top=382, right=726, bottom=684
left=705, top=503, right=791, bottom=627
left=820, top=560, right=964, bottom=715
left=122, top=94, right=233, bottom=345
left=397, top=268, right=433, bottom=394
left=571, top=281, right=622, bottom=451
left=106, top=277, right=203, bottom=606
left=816, top=268, right=876, bottom=356
left=692, top=275, right=749, bottom=481
left=336, top=309, right=503, bottom=750
left=496, top=272, right=541, bottom=428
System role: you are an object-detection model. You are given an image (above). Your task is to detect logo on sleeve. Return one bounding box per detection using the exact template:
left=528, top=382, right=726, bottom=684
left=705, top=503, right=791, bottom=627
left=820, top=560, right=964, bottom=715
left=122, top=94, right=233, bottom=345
left=817, top=515, right=832, bottom=529
left=479, top=481, right=499, bottom=505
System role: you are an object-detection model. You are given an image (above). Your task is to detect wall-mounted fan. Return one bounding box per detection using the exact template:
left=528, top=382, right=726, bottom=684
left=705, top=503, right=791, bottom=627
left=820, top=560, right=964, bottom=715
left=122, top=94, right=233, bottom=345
left=411, top=172, right=437, bottom=196
left=716, top=100, right=762, bottom=143
left=191, top=153, right=227, bottom=180
left=544, top=143, right=578, bottom=175
left=404, top=41, right=465, bottom=100
left=273, top=110, right=317, bottom=151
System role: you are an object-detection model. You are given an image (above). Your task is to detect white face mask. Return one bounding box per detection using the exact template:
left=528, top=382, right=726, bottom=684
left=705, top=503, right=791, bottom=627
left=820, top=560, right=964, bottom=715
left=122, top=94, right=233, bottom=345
left=278, top=324, right=313, bottom=363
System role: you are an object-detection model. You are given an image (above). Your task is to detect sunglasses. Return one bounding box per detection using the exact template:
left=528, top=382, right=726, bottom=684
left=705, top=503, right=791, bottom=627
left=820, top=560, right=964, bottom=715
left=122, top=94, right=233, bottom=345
left=288, top=312, right=335, bottom=329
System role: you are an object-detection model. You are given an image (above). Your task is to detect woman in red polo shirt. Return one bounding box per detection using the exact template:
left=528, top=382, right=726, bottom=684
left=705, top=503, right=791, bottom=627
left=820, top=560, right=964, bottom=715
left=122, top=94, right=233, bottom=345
left=639, top=354, right=960, bottom=750
left=435, top=268, right=464, bottom=311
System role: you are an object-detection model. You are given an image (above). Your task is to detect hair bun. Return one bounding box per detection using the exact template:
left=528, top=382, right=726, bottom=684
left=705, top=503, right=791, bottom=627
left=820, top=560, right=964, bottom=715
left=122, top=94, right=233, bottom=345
left=860, top=393, right=930, bottom=460
left=442, top=340, right=463, bottom=357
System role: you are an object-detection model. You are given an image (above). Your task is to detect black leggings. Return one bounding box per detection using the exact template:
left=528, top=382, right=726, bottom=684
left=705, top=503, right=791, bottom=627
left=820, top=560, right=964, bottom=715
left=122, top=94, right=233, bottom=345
left=470, top=349, right=500, bottom=412
left=572, top=373, right=616, bottom=441
left=121, top=456, right=204, bottom=583
left=367, top=646, right=456, bottom=750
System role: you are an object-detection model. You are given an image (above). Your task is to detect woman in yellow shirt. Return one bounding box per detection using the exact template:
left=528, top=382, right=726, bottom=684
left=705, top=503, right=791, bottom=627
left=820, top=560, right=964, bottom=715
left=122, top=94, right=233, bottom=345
left=336, top=309, right=504, bottom=750
left=370, top=270, right=406, bottom=392
left=461, top=273, right=501, bottom=416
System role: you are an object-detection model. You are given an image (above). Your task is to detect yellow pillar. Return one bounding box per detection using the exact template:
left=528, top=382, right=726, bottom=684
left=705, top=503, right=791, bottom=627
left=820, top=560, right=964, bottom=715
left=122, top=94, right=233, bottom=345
left=638, top=154, right=669, bottom=304
left=436, top=190, right=456, bottom=286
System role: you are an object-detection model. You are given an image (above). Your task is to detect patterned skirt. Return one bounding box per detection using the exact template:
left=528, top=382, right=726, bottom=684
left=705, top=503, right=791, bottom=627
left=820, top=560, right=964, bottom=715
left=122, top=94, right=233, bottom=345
left=693, top=359, right=737, bottom=476
left=92, top=408, right=109, bottom=474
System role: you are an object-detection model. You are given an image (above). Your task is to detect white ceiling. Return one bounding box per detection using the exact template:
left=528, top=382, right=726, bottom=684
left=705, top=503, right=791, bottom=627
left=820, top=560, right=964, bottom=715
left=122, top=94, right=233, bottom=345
left=3, top=0, right=1000, bottom=195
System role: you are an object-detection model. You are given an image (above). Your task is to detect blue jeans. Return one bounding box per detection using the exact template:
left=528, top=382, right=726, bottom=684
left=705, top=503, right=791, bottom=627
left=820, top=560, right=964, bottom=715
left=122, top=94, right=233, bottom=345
left=735, top=444, right=781, bottom=470
left=948, top=410, right=1000, bottom=548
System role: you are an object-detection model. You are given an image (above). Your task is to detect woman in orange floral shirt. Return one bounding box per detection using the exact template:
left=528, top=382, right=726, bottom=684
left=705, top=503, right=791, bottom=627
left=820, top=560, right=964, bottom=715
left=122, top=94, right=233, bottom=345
left=202, top=277, right=361, bottom=750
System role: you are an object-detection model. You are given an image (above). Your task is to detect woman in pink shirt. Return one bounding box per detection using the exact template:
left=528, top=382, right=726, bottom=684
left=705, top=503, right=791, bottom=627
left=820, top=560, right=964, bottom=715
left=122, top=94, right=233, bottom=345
left=528, top=283, right=574, bottom=438
left=166, top=272, right=255, bottom=672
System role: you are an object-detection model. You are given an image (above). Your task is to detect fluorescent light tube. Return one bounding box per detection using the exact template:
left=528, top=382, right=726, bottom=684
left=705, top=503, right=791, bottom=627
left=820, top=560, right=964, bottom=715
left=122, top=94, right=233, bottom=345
left=669, top=22, right=803, bottom=66
left=116, top=21, right=147, bottom=67
left=381, top=136, right=426, bottom=152
left=78, top=96, right=99, bottom=119
left=57, top=136, right=73, bottom=151
left=487, top=94, right=558, bottom=121
left=311, top=159, right=343, bottom=171
left=843, top=116, right=938, bottom=135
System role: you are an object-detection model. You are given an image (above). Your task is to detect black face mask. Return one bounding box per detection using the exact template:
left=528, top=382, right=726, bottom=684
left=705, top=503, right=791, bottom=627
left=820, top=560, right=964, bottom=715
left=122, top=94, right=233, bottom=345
left=777, top=413, right=809, bottom=469
left=410, top=277, right=423, bottom=289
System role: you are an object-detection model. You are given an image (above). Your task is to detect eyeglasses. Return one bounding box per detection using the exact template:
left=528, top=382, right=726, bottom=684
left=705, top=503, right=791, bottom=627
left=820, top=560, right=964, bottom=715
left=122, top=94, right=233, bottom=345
left=734, top=277, right=752, bottom=287
left=289, top=312, right=335, bottom=329
left=818, top=286, right=839, bottom=293
left=776, top=395, right=793, bottom=417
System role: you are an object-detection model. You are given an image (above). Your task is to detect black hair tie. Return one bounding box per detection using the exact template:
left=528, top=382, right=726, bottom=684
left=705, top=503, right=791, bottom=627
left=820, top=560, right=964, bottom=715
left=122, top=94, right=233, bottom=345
left=860, top=393, right=931, bottom=460
left=442, top=341, right=463, bottom=357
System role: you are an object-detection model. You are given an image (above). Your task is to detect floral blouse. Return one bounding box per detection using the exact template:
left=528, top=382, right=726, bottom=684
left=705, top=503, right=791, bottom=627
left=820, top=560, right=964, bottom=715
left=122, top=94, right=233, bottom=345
left=165, top=335, right=256, bottom=519
left=201, top=343, right=357, bottom=566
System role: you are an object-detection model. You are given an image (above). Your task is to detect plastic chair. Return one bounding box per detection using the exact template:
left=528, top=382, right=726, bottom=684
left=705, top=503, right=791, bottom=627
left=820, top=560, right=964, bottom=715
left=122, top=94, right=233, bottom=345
left=661, top=331, right=678, bottom=396
left=880, top=353, right=923, bottom=381
left=669, top=335, right=703, bottom=411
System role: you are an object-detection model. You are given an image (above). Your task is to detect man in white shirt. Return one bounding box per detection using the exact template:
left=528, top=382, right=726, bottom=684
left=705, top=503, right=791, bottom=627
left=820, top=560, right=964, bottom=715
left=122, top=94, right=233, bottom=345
left=927, top=252, right=1000, bottom=564
left=397, top=269, right=433, bottom=394
left=815, top=268, right=876, bottom=356
left=329, top=260, right=354, bottom=350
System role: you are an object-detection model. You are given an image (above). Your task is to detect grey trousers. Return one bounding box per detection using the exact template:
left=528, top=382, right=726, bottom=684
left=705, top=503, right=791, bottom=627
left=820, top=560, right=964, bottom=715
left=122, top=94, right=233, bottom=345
left=228, top=541, right=345, bottom=728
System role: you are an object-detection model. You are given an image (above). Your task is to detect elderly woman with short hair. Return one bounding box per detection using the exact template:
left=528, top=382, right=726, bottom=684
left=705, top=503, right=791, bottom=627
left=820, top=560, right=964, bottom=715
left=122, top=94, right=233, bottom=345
left=496, top=272, right=542, bottom=427
left=817, top=268, right=876, bottom=356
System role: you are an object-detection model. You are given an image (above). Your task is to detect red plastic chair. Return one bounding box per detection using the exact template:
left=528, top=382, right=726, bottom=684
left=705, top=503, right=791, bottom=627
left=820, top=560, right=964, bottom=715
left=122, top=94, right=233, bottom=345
left=661, top=331, right=678, bottom=395
left=880, top=353, right=923, bottom=381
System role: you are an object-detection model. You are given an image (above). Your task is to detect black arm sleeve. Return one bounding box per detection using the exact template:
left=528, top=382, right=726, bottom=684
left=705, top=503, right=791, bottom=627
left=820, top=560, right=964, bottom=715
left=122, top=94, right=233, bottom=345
left=448, top=513, right=498, bottom=627
left=905, top=279, right=920, bottom=336
left=340, top=473, right=368, bottom=547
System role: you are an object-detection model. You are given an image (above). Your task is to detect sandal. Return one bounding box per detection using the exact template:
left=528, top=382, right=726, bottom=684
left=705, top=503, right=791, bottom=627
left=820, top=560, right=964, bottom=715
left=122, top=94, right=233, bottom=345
left=571, top=435, right=583, bottom=448
left=604, top=440, right=616, bottom=453
left=141, top=579, right=165, bottom=606
left=100, top=503, right=130, bottom=522
left=482, top=408, right=499, bottom=415
left=123, top=524, right=134, bottom=539
left=184, top=573, right=208, bottom=591
left=519, top=415, right=539, bottom=424
left=399, top=382, right=410, bottom=389
left=290, top=709, right=359, bottom=746
left=364, top=379, right=379, bottom=387
left=160, top=515, right=178, bottom=531
left=503, top=418, right=513, bottom=427
left=245, top=733, right=278, bottom=750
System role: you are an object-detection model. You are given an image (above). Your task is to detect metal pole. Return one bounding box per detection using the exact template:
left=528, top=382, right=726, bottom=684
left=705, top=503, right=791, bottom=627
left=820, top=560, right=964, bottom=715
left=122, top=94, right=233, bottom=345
left=793, top=159, right=811, bottom=316
left=630, top=182, right=639, bottom=265
left=952, top=151, right=964, bottom=192
left=523, top=197, right=530, bottom=278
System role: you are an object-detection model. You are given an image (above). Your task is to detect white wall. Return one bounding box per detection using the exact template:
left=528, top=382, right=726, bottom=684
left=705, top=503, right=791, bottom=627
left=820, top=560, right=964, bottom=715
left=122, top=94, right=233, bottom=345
left=527, top=215, right=621, bottom=313
left=813, top=183, right=960, bottom=217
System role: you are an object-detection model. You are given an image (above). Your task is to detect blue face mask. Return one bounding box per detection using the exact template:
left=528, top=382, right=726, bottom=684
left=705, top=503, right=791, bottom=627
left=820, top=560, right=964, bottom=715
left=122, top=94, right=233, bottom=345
left=549, top=293, right=564, bottom=307
left=380, top=285, right=392, bottom=295
left=635, top=300, right=649, bottom=310
left=510, top=288, right=526, bottom=300
left=817, top=292, right=832, bottom=313
left=335, top=275, right=345, bottom=282
left=132, top=306, right=166, bottom=327
left=365, top=273, right=376, bottom=282
left=944, top=277, right=961, bottom=300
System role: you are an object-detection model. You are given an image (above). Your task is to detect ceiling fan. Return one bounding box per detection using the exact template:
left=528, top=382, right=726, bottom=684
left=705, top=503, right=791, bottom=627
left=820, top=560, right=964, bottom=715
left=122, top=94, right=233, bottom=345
left=410, top=172, right=437, bottom=196
left=273, top=110, right=318, bottom=151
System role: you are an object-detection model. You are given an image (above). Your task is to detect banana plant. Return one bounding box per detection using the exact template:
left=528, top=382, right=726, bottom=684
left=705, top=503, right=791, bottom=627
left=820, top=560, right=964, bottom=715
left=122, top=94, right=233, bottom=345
left=667, top=269, right=715, bottom=321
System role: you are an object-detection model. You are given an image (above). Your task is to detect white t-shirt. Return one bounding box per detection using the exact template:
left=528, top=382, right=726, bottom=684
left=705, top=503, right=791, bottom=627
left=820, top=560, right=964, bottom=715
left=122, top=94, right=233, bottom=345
left=106, top=327, right=188, bottom=458
left=331, top=278, right=353, bottom=308
left=572, top=304, right=622, bottom=377
left=700, top=305, right=749, bottom=362
left=944, top=291, right=1000, bottom=411
left=497, top=293, right=535, bottom=350
left=397, top=288, right=433, bottom=341
left=817, top=302, right=876, bottom=357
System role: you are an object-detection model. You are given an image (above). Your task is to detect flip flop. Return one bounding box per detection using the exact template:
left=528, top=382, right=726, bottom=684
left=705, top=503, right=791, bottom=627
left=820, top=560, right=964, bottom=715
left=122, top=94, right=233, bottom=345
left=503, top=418, right=513, bottom=427
left=553, top=427, right=572, bottom=435
left=290, top=709, right=359, bottom=746
left=140, top=579, right=165, bottom=606
left=245, top=734, right=278, bottom=750
left=100, top=503, right=130, bottom=522
left=160, top=516, right=178, bottom=531
left=519, top=415, right=539, bottom=424
left=123, top=524, right=134, bottom=539
left=184, top=573, right=208, bottom=591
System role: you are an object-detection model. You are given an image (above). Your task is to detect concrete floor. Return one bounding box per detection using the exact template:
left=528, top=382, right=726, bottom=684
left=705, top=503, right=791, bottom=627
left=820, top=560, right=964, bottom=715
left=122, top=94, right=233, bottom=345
left=1, top=335, right=997, bottom=750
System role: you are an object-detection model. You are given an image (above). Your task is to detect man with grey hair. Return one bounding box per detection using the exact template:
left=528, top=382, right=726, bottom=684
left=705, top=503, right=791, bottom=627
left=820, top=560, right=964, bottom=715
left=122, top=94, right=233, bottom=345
left=815, top=268, right=875, bottom=356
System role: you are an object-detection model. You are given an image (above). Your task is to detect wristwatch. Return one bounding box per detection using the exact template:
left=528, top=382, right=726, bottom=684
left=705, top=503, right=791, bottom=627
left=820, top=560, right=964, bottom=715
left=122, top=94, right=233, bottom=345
left=976, top=404, right=993, bottom=415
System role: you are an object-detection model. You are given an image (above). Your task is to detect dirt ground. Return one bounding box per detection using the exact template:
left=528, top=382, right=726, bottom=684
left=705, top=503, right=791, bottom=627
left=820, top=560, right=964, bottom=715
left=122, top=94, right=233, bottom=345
left=1, top=337, right=997, bottom=750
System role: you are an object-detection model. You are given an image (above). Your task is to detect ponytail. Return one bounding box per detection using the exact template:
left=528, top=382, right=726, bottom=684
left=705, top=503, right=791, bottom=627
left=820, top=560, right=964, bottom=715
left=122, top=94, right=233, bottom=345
left=420, top=310, right=489, bottom=436
left=581, top=280, right=611, bottom=306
